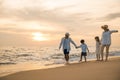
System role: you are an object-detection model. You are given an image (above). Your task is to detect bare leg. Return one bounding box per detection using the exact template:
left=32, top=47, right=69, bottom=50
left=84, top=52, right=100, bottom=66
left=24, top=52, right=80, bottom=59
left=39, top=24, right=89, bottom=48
left=96, top=54, right=99, bottom=61
left=80, top=55, right=82, bottom=61
left=98, top=53, right=101, bottom=60
left=84, top=56, right=87, bottom=62
left=65, top=54, right=69, bottom=62
left=101, top=45, right=105, bottom=61
left=105, top=45, right=110, bottom=61
left=65, top=54, right=67, bottom=62
left=98, top=48, right=101, bottom=60
left=67, top=54, right=69, bottom=62
left=96, top=54, right=98, bottom=60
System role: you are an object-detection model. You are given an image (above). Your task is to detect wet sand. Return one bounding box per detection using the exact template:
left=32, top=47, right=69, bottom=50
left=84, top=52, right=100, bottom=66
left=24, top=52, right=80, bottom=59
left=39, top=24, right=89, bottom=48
left=0, top=57, right=120, bottom=80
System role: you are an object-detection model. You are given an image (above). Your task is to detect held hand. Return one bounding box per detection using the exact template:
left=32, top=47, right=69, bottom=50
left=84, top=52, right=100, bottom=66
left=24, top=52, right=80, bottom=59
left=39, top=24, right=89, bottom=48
left=75, top=46, right=78, bottom=49
left=88, top=50, right=89, bottom=53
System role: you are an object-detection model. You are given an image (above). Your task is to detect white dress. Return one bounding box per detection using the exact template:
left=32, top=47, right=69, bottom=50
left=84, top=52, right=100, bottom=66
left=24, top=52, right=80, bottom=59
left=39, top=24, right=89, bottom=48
left=96, top=41, right=100, bottom=54
left=101, top=30, right=118, bottom=45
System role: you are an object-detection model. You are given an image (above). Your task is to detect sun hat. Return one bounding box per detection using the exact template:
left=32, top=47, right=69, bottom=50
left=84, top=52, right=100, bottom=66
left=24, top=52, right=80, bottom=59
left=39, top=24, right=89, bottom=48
left=101, top=25, right=108, bottom=29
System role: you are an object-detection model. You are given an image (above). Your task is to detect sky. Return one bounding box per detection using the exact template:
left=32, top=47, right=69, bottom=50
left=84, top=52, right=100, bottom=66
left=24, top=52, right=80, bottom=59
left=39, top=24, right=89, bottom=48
left=0, top=0, right=120, bottom=47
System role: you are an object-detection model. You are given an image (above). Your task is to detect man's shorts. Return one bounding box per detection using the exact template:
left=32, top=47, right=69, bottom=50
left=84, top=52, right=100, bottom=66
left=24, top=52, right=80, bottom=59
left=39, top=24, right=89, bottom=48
left=64, top=49, right=69, bottom=54
left=81, top=52, right=87, bottom=56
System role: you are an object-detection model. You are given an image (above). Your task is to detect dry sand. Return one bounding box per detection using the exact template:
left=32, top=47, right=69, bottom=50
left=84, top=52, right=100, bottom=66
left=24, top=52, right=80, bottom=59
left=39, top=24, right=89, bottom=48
left=0, top=57, right=120, bottom=80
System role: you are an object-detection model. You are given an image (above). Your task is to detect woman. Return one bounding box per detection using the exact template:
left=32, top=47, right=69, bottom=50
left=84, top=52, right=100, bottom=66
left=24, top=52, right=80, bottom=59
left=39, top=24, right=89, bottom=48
left=59, top=32, right=77, bottom=64
left=101, top=25, right=118, bottom=61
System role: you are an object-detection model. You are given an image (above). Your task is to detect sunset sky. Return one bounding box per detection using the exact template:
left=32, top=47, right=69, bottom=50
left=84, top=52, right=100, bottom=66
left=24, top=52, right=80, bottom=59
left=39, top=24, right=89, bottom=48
left=0, top=0, right=120, bottom=47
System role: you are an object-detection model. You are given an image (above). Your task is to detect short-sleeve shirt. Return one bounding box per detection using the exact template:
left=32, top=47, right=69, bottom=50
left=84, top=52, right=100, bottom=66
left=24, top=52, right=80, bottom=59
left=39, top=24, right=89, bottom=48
left=79, top=44, right=88, bottom=53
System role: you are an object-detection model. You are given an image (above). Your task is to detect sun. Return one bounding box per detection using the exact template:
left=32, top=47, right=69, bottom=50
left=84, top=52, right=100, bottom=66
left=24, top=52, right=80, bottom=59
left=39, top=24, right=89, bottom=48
left=32, top=32, right=48, bottom=41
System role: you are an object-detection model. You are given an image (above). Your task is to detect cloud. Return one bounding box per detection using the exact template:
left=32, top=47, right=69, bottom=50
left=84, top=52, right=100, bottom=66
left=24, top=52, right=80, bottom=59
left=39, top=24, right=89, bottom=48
left=0, top=0, right=93, bottom=22
left=0, top=0, right=120, bottom=46
left=99, top=12, right=120, bottom=21
left=0, top=27, right=62, bottom=34
left=0, top=1, right=93, bottom=34
left=0, top=0, right=103, bottom=35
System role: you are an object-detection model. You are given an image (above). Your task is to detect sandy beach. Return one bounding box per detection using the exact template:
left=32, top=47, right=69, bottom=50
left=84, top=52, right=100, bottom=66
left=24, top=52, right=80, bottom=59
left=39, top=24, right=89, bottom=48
left=0, top=57, right=120, bottom=80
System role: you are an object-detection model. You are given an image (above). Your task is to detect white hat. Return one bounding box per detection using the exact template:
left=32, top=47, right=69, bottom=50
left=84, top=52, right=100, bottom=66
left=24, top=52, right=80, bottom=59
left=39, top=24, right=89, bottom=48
left=65, top=32, right=70, bottom=35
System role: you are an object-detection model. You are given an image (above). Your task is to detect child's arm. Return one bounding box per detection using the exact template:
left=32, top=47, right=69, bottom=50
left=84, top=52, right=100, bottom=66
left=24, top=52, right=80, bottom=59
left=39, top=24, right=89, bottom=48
left=86, top=45, right=89, bottom=53
left=76, top=46, right=81, bottom=48
left=87, top=47, right=89, bottom=53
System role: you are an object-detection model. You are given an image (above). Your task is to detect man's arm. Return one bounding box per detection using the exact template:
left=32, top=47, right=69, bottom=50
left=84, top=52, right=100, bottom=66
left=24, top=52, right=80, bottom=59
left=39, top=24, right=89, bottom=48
left=70, top=38, right=77, bottom=48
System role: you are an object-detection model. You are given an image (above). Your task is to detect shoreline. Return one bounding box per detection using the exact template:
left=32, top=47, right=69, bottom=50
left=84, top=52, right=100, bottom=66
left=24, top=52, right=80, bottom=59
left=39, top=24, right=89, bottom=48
left=0, top=56, right=120, bottom=77
left=1, top=57, right=120, bottom=80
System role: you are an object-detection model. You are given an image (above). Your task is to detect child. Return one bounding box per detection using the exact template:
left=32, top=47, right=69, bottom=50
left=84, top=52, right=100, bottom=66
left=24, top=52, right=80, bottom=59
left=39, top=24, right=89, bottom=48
left=95, top=36, right=101, bottom=61
left=77, top=39, right=89, bottom=62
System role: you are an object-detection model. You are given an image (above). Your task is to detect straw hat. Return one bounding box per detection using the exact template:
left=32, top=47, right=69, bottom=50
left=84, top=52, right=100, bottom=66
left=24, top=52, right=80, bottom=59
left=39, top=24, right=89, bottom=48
left=101, top=25, right=108, bottom=29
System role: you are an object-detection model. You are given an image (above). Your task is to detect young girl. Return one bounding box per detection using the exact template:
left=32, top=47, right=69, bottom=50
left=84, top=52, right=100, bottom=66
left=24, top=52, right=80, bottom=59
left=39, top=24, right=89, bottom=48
left=101, top=25, right=118, bottom=61
left=77, top=39, right=89, bottom=62
left=95, top=36, right=101, bottom=61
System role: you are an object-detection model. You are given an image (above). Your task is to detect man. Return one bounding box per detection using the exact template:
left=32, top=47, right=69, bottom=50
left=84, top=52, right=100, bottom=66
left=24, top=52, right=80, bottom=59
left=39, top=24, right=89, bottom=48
left=59, top=32, right=77, bottom=64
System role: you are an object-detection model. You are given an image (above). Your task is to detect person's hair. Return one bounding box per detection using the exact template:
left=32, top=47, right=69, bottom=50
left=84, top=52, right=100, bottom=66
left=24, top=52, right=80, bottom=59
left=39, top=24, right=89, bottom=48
left=80, top=39, right=84, bottom=43
left=95, top=36, right=101, bottom=45
left=95, top=36, right=100, bottom=42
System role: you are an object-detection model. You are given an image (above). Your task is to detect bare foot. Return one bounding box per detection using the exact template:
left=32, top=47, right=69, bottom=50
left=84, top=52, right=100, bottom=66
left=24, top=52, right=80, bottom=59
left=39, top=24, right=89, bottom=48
left=105, top=59, right=108, bottom=61
left=65, top=61, right=70, bottom=65
left=100, top=59, right=104, bottom=61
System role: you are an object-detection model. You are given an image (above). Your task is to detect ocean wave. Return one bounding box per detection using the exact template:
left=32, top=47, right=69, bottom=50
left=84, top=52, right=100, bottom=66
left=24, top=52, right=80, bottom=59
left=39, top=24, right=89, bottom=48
left=0, top=47, right=120, bottom=66
left=0, top=62, right=16, bottom=65
left=16, top=53, right=33, bottom=57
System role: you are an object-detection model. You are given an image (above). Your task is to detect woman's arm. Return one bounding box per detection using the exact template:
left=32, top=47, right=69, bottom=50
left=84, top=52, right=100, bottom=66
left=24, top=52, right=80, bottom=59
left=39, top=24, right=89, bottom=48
left=110, top=30, right=118, bottom=34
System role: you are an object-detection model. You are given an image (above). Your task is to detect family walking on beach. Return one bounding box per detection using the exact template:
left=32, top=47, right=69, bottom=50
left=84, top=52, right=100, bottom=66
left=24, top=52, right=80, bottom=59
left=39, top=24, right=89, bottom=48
left=59, top=25, right=118, bottom=64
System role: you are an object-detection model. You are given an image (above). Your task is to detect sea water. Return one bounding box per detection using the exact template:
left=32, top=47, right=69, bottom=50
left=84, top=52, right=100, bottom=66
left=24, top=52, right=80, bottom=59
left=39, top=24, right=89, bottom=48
left=0, top=46, right=120, bottom=77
